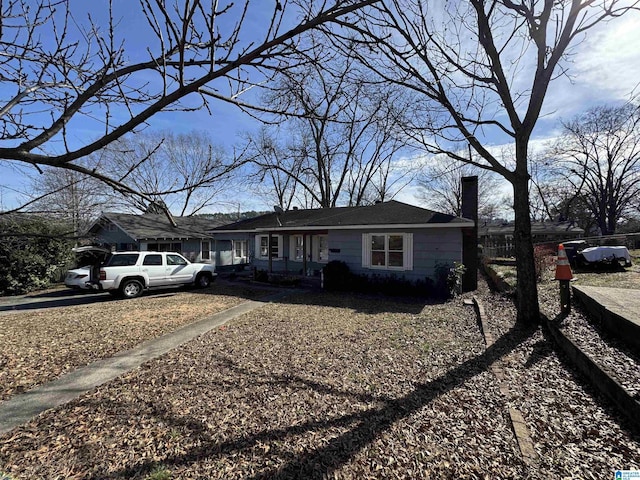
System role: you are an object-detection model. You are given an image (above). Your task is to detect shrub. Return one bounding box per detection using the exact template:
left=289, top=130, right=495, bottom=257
left=253, top=268, right=269, bottom=282
left=323, top=260, right=352, bottom=291
left=447, top=261, right=467, bottom=297
left=533, top=244, right=556, bottom=282
left=0, top=214, right=74, bottom=295
left=344, top=272, right=440, bottom=299
left=435, top=261, right=466, bottom=299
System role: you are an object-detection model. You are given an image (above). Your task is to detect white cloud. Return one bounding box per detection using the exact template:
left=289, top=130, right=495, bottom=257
left=576, top=15, right=640, bottom=98
left=539, top=13, right=640, bottom=121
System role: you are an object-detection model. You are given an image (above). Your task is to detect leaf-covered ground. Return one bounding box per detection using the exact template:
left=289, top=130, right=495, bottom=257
left=0, top=283, right=267, bottom=401
left=2, top=279, right=638, bottom=479
left=491, top=256, right=640, bottom=401
left=479, top=288, right=640, bottom=479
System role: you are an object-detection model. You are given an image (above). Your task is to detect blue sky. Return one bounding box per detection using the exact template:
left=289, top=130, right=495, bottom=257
left=1, top=2, right=639, bottom=213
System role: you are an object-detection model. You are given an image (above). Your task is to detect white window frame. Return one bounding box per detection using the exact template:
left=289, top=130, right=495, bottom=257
left=362, top=233, right=413, bottom=271
left=313, top=234, right=329, bottom=263
left=255, top=234, right=283, bottom=260
left=201, top=240, right=211, bottom=261
left=233, top=240, right=248, bottom=262
left=290, top=235, right=305, bottom=262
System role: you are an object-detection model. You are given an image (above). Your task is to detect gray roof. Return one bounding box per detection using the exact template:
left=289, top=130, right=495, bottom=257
left=89, top=213, right=226, bottom=241
left=479, top=221, right=584, bottom=236
left=211, top=200, right=473, bottom=232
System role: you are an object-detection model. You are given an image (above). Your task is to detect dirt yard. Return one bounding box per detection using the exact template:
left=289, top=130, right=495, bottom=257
left=1, top=280, right=638, bottom=479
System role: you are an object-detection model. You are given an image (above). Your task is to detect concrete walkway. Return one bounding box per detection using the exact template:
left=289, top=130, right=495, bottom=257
left=0, top=292, right=289, bottom=435
left=572, top=285, right=640, bottom=327
left=572, top=285, right=640, bottom=354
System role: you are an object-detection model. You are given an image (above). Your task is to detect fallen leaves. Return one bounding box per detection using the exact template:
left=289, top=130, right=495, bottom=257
left=0, top=284, right=266, bottom=401
left=0, top=279, right=638, bottom=479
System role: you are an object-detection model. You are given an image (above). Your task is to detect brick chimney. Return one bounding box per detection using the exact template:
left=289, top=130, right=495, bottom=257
left=461, top=175, right=478, bottom=292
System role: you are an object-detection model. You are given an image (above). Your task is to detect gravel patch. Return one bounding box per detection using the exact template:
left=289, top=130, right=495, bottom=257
left=0, top=283, right=267, bottom=401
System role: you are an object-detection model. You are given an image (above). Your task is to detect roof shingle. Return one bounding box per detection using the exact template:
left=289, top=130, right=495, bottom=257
left=90, top=213, right=226, bottom=240
left=211, top=200, right=473, bottom=232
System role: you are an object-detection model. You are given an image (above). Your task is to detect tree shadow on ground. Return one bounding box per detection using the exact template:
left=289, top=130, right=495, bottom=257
left=95, top=323, right=535, bottom=479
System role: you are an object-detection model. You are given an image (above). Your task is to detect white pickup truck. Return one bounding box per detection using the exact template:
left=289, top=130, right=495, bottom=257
left=97, top=251, right=217, bottom=298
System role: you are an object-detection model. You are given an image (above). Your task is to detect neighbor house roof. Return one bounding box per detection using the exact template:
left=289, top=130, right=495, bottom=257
left=88, top=212, right=226, bottom=241
left=210, top=200, right=474, bottom=233
left=479, top=221, right=584, bottom=237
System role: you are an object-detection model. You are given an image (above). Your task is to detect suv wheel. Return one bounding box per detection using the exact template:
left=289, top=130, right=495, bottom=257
left=195, top=273, right=212, bottom=289
left=120, top=279, right=143, bottom=298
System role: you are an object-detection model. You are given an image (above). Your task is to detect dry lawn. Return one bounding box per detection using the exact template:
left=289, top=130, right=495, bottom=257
left=0, top=283, right=268, bottom=401
left=2, top=284, right=639, bottom=479
left=489, top=250, right=640, bottom=299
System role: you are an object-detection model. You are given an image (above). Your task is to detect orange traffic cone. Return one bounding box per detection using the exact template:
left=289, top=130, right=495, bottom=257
left=555, top=244, right=574, bottom=281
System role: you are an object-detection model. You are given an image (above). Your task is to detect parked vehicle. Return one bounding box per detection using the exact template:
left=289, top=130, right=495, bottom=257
left=64, top=266, right=93, bottom=290
left=64, top=246, right=111, bottom=290
left=97, top=251, right=217, bottom=298
left=575, top=246, right=633, bottom=269
left=560, top=240, right=590, bottom=267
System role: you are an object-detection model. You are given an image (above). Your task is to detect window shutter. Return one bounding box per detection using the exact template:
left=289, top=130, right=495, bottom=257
left=404, top=233, right=414, bottom=271
left=362, top=233, right=371, bottom=268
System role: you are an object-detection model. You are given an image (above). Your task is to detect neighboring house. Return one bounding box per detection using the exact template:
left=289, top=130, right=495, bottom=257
left=87, top=213, right=225, bottom=263
left=479, top=221, right=585, bottom=257
left=209, top=200, right=474, bottom=284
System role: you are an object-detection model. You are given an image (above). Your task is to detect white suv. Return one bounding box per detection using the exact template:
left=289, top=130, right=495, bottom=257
left=98, top=251, right=217, bottom=298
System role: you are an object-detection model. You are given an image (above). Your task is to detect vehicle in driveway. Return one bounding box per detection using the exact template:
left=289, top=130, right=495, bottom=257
left=64, top=246, right=111, bottom=291
left=97, top=251, right=217, bottom=298
left=64, top=266, right=93, bottom=290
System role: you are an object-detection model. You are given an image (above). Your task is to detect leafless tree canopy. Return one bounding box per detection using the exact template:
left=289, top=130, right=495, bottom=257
left=548, top=102, right=640, bottom=235
left=417, top=159, right=508, bottom=221
left=246, top=36, right=412, bottom=209
left=0, top=0, right=380, bottom=209
left=326, top=0, right=638, bottom=324
left=27, top=167, right=108, bottom=237
left=99, top=130, right=235, bottom=216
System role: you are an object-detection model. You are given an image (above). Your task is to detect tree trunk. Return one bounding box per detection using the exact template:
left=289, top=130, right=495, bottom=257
left=512, top=171, right=540, bottom=326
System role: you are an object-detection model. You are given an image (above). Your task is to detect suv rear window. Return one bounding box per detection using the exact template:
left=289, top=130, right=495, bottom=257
left=105, top=254, right=140, bottom=266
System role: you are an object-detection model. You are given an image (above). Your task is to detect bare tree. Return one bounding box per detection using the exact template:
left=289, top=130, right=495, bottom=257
left=248, top=37, right=410, bottom=208
left=27, top=167, right=108, bottom=238
left=417, top=158, right=507, bottom=221
left=99, top=130, right=236, bottom=216
left=0, top=0, right=380, bottom=217
left=329, top=0, right=638, bottom=325
left=244, top=127, right=306, bottom=210
left=550, top=102, right=640, bottom=235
